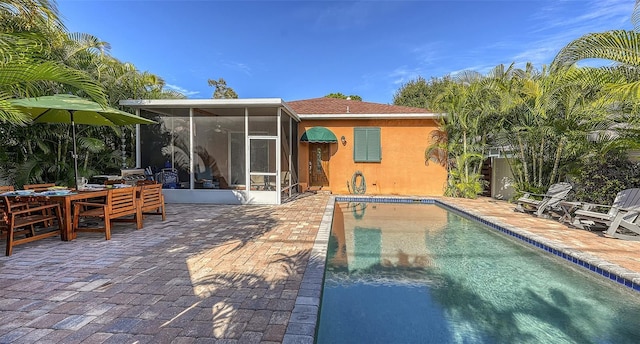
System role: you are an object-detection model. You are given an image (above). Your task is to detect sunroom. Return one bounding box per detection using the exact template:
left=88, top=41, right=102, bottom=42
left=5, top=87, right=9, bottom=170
left=120, top=98, right=300, bottom=205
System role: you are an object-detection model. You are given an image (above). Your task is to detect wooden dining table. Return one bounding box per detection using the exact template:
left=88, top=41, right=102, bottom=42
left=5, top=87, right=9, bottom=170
left=5, top=189, right=109, bottom=241
left=44, top=190, right=109, bottom=240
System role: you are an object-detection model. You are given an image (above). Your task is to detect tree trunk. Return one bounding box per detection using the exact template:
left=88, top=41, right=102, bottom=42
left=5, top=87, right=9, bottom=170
left=517, top=134, right=529, bottom=185
left=538, top=138, right=545, bottom=188
left=531, top=145, right=537, bottom=186
left=463, top=130, right=468, bottom=181
left=549, top=139, right=564, bottom=186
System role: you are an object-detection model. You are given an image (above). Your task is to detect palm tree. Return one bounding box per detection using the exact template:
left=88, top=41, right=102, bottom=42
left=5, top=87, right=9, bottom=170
left=551, top=0, right=640, bottom=164
left=0, top=0, right=107, bottom=124
left=427, top=70, right=497, bottom=198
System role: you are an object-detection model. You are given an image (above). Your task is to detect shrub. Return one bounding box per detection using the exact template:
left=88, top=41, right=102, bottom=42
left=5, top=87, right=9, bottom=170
left=572, top=153, right=640, bottom=204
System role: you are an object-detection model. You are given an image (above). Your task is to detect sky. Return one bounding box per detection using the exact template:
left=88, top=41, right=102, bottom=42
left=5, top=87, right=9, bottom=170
left=57, top=0, right=636, bottom=104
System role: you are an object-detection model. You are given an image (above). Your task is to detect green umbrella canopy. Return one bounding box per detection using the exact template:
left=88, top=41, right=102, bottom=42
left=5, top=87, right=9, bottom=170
left=9, top=94, right=156, bottom=126
left=9, top=94, right=156, bottom=189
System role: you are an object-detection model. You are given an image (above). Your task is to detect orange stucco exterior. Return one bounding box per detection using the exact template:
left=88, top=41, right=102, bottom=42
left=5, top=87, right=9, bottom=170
left=297, top=119, right=448, bottom=196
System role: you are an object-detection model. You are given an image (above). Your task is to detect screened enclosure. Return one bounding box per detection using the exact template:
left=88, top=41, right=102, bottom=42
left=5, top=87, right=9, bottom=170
left=122, top=99, right=299, bottom=204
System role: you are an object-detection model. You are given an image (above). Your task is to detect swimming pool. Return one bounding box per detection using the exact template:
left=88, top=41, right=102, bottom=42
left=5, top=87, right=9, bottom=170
left=315, top=201, right=640, bottom=343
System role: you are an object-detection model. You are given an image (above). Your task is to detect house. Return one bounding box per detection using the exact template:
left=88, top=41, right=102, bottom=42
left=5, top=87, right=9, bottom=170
left=120, top=97, right=448, bottom=204
left=288, top=97, right=446, bottom=196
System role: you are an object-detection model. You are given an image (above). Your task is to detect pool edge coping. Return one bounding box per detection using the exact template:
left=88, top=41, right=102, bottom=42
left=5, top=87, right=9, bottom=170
left=283, top=195, right=640, bottom=344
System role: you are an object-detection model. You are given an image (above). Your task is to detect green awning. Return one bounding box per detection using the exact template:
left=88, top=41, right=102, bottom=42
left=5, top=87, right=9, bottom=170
left=301, top=126, right=337, bottom=143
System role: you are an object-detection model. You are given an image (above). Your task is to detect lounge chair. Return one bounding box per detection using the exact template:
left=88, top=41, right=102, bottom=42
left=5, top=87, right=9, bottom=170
left=571, top=188, right=640, bottom=237
left=515, top=182, right=573, bottom=217
left=603, top=206, right=640, bottom=240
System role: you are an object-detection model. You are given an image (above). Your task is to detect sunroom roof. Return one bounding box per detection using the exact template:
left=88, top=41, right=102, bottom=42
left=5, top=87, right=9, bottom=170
left=119, top=98, right=299, bottom=120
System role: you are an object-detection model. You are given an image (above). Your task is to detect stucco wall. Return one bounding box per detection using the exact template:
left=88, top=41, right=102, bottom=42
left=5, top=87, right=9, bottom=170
left=298, top=119, right=447, bottom=196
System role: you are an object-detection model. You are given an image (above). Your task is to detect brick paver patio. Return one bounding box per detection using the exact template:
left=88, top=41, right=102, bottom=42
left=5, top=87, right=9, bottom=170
left=1, top=193, right=639, bottom=343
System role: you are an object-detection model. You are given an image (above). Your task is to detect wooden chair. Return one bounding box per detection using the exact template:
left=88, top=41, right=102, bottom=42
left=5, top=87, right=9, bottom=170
left=104, top=179, right=125, bottom=186
left=0, top=186, right=29, bottom=211
left=138, top=183, right=166, bottom=226
left=73, top=187, right=142, bottom=240
left=23, top=183, right=56, bottom=192
left=0, top=196, right=62, bottom=256
left=0, top=186, right=13, bottom=193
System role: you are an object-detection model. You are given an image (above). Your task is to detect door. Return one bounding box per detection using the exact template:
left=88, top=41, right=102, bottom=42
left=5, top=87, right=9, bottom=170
left=309, top=143, right=330, bottom=187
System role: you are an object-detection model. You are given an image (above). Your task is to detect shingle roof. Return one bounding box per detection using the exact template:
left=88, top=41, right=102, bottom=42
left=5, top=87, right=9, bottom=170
left=287, top=97, right=432, bottom=115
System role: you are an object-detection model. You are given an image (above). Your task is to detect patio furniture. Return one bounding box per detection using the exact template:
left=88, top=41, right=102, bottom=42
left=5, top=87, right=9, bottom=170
left=603, top=207, right=640, bottom=241
left=0, top=186, right=30, bottom=211
left=73, top=187, right=142, bottom=240
left=138, top=183, right=166, bottom=225
left=0, top=186, right=13, bottom=192
left=553, top=201, right=583, bottom=224
left=0, top=196, right=62, bottom=256
left=156, top=168, right=179, bottom=189
left=136, top=180, right=156, bottom=186
left=42, top=190, right=109, bottom=240
left=23, top=183, right=56, bottom=192
left=515, top=182, right=573, bottom=217
left=572, top=188, right=640, bottom=232
left=104, top=179, right=125, bottom=186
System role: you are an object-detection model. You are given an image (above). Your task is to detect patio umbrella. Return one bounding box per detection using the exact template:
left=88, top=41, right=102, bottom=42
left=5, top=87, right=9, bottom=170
left=9, top=94, right=156, bottom=189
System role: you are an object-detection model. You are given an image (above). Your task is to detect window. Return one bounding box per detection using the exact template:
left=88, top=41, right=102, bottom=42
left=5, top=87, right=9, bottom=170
left=353, top=127, right=381, bottom=162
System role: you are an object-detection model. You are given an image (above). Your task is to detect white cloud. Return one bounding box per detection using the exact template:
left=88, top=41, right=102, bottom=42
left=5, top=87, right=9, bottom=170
left=165, top=84, right=200, bottom=97
left=388, top=66, right=426, bottom=85
left=516, top=0, right=634, bottom=66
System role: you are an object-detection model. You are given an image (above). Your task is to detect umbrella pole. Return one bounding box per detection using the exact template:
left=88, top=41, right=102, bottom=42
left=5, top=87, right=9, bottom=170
left=71, top=111, right=79, bottom=190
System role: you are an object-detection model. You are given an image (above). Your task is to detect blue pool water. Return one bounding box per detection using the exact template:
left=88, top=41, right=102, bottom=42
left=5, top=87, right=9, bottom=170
left=316, top=202, right=640, bottom=344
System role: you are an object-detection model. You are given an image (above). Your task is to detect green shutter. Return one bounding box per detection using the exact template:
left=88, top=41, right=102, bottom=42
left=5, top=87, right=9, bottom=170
left=354, top=128, right=368, bottom=162
left=353, top=127, right=381, bottom=162
left=368, top=127, right=381, bottom=162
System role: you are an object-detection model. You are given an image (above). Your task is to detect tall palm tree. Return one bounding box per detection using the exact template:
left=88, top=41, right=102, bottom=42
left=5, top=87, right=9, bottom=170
left=427, top=70, right=497, bottom=198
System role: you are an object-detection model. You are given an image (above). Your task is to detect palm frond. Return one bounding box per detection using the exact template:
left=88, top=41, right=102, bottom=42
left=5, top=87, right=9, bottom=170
left=552, top=30, right=640, bottom=68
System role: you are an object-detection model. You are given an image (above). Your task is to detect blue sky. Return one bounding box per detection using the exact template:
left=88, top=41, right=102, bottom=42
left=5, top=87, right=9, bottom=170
left=58, top=0, right=635, bottom=104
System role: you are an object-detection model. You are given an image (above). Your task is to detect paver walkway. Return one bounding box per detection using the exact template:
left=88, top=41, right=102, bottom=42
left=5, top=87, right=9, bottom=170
left=1, top=193, right=639, bottom=343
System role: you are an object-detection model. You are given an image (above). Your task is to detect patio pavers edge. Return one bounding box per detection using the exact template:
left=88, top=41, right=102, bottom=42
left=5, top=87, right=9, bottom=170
left=283, top=196, right=335, bottom=344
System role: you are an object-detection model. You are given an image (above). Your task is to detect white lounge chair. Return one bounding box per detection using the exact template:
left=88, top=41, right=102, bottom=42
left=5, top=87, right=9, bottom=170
left=571, top=188, right=640, bottom=236
left=604, top=206, right=640, bottom=240
left=515, top=182, right=573, bottom=217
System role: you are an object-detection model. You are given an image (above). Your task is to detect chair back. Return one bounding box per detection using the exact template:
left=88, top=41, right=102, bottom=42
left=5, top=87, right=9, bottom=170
left=0, top=196, right=8, bottom=227
left=107, top=187, right=137, bottom=217
left=105, top=179, right=125, bottom=186
left=611, top=188, right=640, bottom=214
left=140, top=183, right=163, bottom=209
left=0, top=186, right=14, bottom=193
left=23, top=183, right=55, bottom=191
left=544, top=182, right=573, bottom=207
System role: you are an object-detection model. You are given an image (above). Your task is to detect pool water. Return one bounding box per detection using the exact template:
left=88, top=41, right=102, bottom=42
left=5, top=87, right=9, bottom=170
left=316, top=202, right=640, bottom=344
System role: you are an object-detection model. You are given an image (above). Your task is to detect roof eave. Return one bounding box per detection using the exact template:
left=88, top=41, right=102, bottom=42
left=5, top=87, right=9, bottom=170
left=119, top=98, right=300, bottom=121
left=297, top=113, right=445, bottom=120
